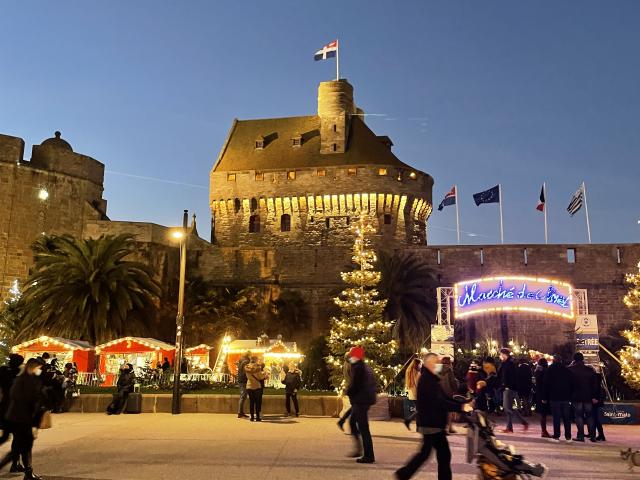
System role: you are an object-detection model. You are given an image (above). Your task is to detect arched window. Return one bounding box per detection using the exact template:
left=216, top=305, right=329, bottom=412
left=281, top=214, right=291, bottom=232
left=250, top=198, right=258, bottom=212
left=249, top=215, right=260, bottom=233
left=234, top=198, right=241, bottom=213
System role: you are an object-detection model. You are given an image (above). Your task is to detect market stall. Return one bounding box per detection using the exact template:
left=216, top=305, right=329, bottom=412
left=95, top=337, right=175, bottom=385
left=11, top=336, right=95, bottom=372
left=185, top=344, right=213, bottom=370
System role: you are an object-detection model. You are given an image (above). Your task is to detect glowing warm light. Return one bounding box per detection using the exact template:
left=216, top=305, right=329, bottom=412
left=171, top=230, right=185, bottom=240
left=38, top=188, right=49, bottom=200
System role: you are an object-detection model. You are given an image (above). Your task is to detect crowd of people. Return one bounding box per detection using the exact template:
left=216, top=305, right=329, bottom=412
left=0, top=353, right=65, bottom=480
left=236, top=353, right=302, bottom=421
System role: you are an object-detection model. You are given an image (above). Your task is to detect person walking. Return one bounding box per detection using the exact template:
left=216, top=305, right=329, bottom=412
left=0, top=354, right=25, bottom=472
left=282, top=363, right=301, bottom=417
left=337, top=353, right=353, bottom=431
left=516, top=358, right=533, bottom=417
left=543, top=355, right=573, bottom=442
left=465, top=361, right=482, bottom=394
left=236, top=352, right=250, bottom=418
left=395, top=353, right=473, bottom=480
left=498, top=348, right=528, bottom=433
left=593, top=372, right=606, bottom=441
left=244, top=356, right=267, bottom=422
left=404, top=357, right=422, bottom=429
left=439, top=357, right=458, bottom=434
left=567, top=352, right=598, bottom=442
left=345, top=346, right=376, bottom=464
left=533, top=357, right=551, bottom=438
left=482, top=357, right=500, bottom=413
left=0, top=358, right=46, bottom=480
left=106, top=364, right=135, bottom=415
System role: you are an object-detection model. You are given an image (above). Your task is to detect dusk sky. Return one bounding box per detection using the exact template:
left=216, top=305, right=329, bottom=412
left=1, top=1, right=639, bottom=245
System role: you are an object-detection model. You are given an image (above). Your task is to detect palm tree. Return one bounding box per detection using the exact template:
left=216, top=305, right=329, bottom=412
left=378, top=250, right=438, bottom=353
left=17, top=234, right=161, bottom=345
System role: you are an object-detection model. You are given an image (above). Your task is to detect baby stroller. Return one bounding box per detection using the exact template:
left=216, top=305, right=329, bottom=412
left=465, top=410, right=547, bottom=479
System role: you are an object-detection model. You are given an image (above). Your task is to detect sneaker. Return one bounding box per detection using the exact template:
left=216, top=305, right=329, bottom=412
left=548, top=437, right=560, bottom=443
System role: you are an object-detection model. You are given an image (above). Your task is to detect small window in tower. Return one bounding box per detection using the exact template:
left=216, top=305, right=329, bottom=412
left=616, top=247, right=622, bottom=264
left=378, top=168, right=387, bottom=176
left=347, top=168, right=357, bottom=176
left=249, top=215, right=260, bottom=233
left=280, top=214, right=291, bottom=232
left=325, top=218, right=331, bottom=229
left=333, top=124, right=337, bottom=132
left=437, top=249, right=441, bottom=265
left=255, top=172, right=264, bottom=181
left=227, top=173, right=236, bottom=182
left=332, top=143, right=337, bottom=152
left=317, top=169, right=326, bottom=177
left=567, top=248, right=576, bottom=264
left=523, top=248, right=528, bottom=265
left=384, top=214, right=392, bottom=225
left=287, top=171, right=296, bottom=180
left=309, top=216, right=315, bottom=224
left=291, top=134, right=302, bottom=147
left=480, top=248, right=484, bottom=266
left=255, top=137, right=264, bottom=149
left=250, top=198, right=258, bottom=211
left=234, top=198, right=241, bottom=213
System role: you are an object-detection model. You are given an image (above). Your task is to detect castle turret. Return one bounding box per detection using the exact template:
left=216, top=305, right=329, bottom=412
left=317, top=80, right=356, bottom=154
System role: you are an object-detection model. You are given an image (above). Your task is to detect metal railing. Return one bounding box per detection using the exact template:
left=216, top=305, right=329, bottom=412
left=76, top=371, right=234, bottom=387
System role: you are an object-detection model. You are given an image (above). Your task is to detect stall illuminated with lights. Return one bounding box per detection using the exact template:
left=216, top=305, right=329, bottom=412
left=95, top=337, right=175, bottom=380
left=185, top=344, right=213, bottom=369
left=218, top=338, right=304, bottom=376
left=11, top=336, right=95, bottom=372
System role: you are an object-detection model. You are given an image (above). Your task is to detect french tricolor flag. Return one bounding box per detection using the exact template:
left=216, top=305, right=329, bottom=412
left=536, top=185, right=545, bottom=212
left=314, top=40, right=338, bottom=61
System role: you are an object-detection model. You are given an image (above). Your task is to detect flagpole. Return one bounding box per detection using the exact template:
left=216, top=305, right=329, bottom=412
left=454, top=185, right=461, bottom=245
left=582, top=181, right=592, bottom=244
left=498, top=184, right=504, bottom=244
left=543, top=182, right=548, bottom=244
left=336, top=38, right=340, bottom=80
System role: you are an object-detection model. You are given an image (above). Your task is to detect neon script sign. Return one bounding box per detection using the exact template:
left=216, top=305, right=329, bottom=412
left=454, top=276, right=574, bottom=319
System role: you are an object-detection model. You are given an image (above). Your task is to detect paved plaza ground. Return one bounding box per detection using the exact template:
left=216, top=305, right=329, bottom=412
left=1, top=413, right=638, bottom=479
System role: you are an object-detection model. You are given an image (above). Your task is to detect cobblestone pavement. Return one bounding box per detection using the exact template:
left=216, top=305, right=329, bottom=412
left=0, top=413, right=637, bottom=480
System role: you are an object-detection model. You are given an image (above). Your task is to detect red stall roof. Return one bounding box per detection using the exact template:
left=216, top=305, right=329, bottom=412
left=12, top=336, right=93, bottom=353
left=95, top=337, right=175, bottom=354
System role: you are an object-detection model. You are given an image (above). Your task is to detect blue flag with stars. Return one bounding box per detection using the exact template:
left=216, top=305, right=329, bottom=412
left=473, top=185, right=500, bottom=206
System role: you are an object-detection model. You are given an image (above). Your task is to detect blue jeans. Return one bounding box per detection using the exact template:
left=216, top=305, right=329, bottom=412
left=503, top=388, right=527, bottom=429
left=573, top=401, right=594, bottom=439
left=550, top=400, right=572, bottom=440
left=238, top=383, right=248, bottom=414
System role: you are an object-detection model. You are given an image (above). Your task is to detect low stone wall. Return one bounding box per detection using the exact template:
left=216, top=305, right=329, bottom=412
left=69, top=394, right=406, bottom=417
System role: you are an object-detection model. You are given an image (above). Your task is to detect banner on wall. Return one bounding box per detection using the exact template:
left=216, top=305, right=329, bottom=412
left=431, top=325, right=455, bottom=358
left=575, top=314, right=600, bottom=369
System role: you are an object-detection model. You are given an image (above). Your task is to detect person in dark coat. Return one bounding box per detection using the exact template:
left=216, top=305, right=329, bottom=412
left=236, top=352, right=250, bottom=418
left=465, top=361, right=482, bottom=394
left=395, top=353, right=472, bottom=480
left=439, top=357, right=459, bottom=434
left=543, top=355, right=573, bottom=442
left=282, top=363, right=302, bottom=417
left=533, top=357, right=551, bottom=438
left=106, top=364, right=135, bottom=415
left=567, top=352, right=598, bottom=442
left=516, top=359, right=533, bottom=417
left=345, top=346, right=376, bottom=464
left=498, top=348, right=528, bottom=433
left=0, top=358, right=46, bottom=480
left=0, top=354, right=24, bottom=472
left=474, top=380, right=489, bottom=413
left=592, top=372, right=606, bottom=441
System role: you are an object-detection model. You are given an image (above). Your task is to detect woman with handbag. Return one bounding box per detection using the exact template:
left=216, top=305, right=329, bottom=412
left=0, top=357, right=46, bottom=480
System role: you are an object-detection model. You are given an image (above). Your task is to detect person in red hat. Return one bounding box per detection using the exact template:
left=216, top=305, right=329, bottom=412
left=345, top=346, right=377, bottom=464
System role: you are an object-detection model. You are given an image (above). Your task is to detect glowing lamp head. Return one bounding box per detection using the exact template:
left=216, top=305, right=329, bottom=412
left=171, top=230, right=185, bottom=240
left=223, top=335, right=231, bottom=344
left=38, top=188, right=49, bottom=201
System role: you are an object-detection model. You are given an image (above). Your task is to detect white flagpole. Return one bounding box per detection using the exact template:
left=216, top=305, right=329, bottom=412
left=498, top=184, right=504, bottom=244
left=543, top=182, right=548, bottom=244
left=336, top=39, right=340, bottom=81
left=455, top=185, right=461, bottom=245
left=582, top=181, right=592, bottom=244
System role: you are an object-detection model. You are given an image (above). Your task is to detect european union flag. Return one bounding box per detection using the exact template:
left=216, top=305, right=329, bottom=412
left=473, top=185, right=500, bottom=206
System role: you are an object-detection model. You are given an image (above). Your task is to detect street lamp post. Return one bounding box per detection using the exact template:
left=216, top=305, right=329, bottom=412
left=172, top=209, right=189, bottom=415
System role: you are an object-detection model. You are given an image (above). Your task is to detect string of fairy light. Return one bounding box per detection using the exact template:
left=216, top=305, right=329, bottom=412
left=326, top=216, right=401, bottom=391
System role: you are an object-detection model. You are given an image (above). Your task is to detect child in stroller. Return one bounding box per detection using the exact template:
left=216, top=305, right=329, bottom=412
left=465, top=410, right=547, bottom=479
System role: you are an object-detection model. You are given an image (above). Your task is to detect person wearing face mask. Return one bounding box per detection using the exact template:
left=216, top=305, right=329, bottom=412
left=395, top=353, right=472, bottom=480
left=106, top=364, right=135, bottom=415
left=345, top=346, right=377, bottom=464
left=0, top=357, right=46, bottom=480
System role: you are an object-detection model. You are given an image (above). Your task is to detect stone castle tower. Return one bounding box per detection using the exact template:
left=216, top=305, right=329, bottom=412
left=209, top=79, right=434, bottom=249
left=0, top=132, right=108, bottom=298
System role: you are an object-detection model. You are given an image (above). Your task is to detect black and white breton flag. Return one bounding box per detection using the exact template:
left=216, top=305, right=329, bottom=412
left=567, top=186, right=584, bottom=216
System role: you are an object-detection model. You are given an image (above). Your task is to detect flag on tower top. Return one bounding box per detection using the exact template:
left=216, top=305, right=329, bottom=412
left=314, top=40, right=338, bottom=61
left=536, top=185, right=546, bottom=212
left=438, top=186, right=457, bottom=211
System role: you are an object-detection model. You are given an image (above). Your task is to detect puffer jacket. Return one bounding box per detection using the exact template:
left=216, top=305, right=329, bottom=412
left=245, top=362, right=267, bottom=390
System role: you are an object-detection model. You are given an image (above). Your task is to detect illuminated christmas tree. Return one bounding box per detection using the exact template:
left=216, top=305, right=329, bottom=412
left=326, top=216, right=398, bottom=390
left=619, top=261, right=640, bottom=390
